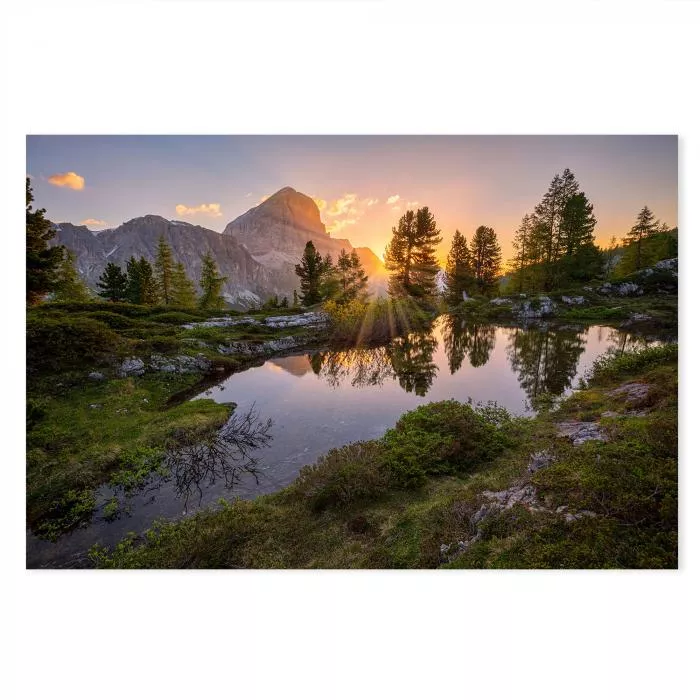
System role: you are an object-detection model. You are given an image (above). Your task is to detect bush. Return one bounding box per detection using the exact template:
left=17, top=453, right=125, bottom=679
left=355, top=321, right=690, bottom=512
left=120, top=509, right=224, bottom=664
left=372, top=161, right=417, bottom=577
left=82, top=310, right=141, bottom=329
left=324, top=298, right=431, bottom=343
left=382, top=400, right=511, bottom=487
left=292, top=442, right=390, bottom=512
left=589, top=344, right=677, bottom=384
left=27, top=315, right=122, bottom=373
left=149, top=311, right=203, bottom=325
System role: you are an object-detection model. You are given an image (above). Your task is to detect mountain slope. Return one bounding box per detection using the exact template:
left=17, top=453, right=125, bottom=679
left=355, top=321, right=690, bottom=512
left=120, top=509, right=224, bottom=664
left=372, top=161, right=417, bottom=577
left=53, top=216, right=275, bottom=307
left=223, top=187, right=387, bottom=296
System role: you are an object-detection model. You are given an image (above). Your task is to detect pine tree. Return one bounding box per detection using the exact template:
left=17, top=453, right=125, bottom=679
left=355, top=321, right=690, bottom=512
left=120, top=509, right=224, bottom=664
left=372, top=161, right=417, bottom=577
left=53, top=249, right=91, bottom=302
left=97, top=262, right=128, bottom=302
left=26, top=178, right=64, bottom=305
left=624, top=205, right=659, bottom=271
left=125, top=256, right=158, bottom=305
left=294, top=241, right=325, bottom=306
left=281, top=296, right=289, bottom=308
left=384, top=207, right=442, bottom=298
left=469, top=226, right=502, bottom=296
left=510, top=215, right=534, bottom=294
left=335, top=249, right=369, bottom=303
left=293, top=289, right=299, bottom=308
left=171, top=261, right=197, bottom=308
left=198, top=251, right=227, bottom=310
left=154, top=235, right=176, bottom=305
left=319, top=253, right=341, bottom=301
left=444, top=229, right=473, bottom=305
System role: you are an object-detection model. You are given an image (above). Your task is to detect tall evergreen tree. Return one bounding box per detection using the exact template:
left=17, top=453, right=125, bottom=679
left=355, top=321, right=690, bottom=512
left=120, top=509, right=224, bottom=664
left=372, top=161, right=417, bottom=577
left=335, top=249, right=369, bottom=303
left=53, top=250, right=91, bottom=302
left=154, top=235, right=176, bottom=305
left=510, top=215, right=534, bottom=294
left=126, top=256, right=158, bottom=305
left=97, top=262, right=128, bottom=302
left=293, top=289, right=299, bottom=308
left=469, top=226, right=502, bottom=295
left=385, top=207, right=442, bottom=298
left=26, top=178, right=64, bottom=305
left=294, top=240, right=325, bottom=306
left=171, top=261, right=197, bottom=308
left=198, top=251, right=227, bottom=310
left=444, top=229, right=473, bottom=305
left=624, top=205, right=659, bottom=271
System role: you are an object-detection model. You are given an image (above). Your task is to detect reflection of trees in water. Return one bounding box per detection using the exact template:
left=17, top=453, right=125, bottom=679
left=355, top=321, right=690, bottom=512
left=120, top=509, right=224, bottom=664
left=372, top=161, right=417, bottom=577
left=388, top=331, right=439, bottom=396
left=441, top=316, right=496, bottom=372
left=506, top=325, right=586, bottom=404
left=309, top=346, right=395, bottom=389
left=309, top=329, right=439, bottom=396
left=124, top=406, right=274, bottom=513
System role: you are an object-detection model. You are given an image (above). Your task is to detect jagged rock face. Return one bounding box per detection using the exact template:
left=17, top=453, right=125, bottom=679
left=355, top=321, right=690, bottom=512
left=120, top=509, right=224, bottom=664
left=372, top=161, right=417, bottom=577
left=52, top=187, right=388, bottom=307
left=223, top=187, right=387, bottom=296
left=52, top=216, right=276, bottom=308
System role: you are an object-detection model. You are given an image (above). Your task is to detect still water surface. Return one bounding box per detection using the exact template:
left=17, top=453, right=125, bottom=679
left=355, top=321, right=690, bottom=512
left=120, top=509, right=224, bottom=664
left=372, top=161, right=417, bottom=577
left=27, top=318, right=664, bottom=567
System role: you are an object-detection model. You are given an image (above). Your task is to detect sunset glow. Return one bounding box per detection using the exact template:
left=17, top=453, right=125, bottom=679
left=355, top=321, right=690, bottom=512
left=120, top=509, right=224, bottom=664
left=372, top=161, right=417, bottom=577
left=27, top=135, right=677, bottom=262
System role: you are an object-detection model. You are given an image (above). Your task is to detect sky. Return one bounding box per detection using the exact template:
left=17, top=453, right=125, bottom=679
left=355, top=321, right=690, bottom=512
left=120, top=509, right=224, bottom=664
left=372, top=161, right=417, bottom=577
left=26, top=135, right=678, bottom=263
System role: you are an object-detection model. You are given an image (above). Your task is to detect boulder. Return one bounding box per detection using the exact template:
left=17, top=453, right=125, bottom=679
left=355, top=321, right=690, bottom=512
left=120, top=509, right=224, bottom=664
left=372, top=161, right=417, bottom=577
left=118, top=357, right=145, bottom=377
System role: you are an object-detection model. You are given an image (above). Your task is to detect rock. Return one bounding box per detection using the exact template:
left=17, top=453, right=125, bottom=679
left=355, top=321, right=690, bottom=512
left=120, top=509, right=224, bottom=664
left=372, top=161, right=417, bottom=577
left=608, top=382, right=650, bottom=402
left=149, top=354, right=212, bottom=374
left=601, top=411, right=619, bottom=418
left=527, top=450, right=555, bottom=473
left=654, top=258, right=678, bottom=272
left=87, top=371, right=105, bottom=381
left=88, top=403, right=102, bottom=409
left=626, top=312, right=652, bottom=323
left=263, top=312, right=328, bottom=328
left=616, top=282, right=642, bottom=296
left=118, top=357, right=145, bottom=377
left=490, top=297, right=512, bottom=306
left=556, top=421, right=608, bottom=446
left=218, top=336, right=303, bottom=357
left=482, top=484, right=538, bottom=509
left=561, top=295, right=585, bottom=305
left=516, top=296, right=556, bottom=319
left=182, top=316, right=259, bottom=330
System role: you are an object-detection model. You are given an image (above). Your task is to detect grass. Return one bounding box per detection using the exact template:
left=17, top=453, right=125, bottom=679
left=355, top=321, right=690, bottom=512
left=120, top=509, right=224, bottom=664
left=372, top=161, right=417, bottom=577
left=26, top=300, right=323, bottom=539
left=89, top=343, right=678, bottom=568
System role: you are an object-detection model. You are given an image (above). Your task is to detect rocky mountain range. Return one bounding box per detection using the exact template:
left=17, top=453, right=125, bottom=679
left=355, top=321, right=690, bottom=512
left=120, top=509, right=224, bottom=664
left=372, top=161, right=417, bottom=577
left=53, top=187, right=387, bottom=308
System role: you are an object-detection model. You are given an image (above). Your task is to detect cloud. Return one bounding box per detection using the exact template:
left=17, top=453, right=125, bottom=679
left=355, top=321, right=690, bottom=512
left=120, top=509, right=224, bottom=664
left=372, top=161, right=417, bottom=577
left=392, top=205, right=401, bottom=211
left=175, top=202, right=222, bottom=218
left=312, top=197, right=327, bottom=212
left=48, top=171, right=85, bottom=190
left=363, top=198, right=379, bottom=207
left=259, top=194, right=270, bottom=204
left=386, top=194, right=400, bottom=205
left=326, top=218, right=358, bottom=234
left=327, top=193, right=359, bottom=217
left=244, top=192, right=252, bottom=198
left=81, top=218, right=108, bottom=228
left=407, top=200, right=419, bottom=208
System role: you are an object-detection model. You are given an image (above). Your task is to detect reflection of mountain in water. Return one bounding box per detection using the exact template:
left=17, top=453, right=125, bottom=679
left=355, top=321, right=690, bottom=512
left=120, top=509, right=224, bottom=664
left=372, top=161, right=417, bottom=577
left=268, top=355, right=313, bottom=377
left=506, top=325, right=586, bottom=404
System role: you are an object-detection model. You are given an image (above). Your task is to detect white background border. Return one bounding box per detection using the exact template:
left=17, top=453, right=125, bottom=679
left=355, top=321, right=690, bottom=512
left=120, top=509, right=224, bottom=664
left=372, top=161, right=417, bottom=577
left=2, top=1, right=697, bottom=698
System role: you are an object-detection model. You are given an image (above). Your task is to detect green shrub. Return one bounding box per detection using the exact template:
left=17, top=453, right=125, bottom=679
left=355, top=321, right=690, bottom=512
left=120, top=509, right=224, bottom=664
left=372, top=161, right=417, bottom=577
left=382, top=400, right=511, bottom=487
left=149, top=311, right=203, bottom=325
left=292, top=441, right=389, bottom=512
left=27, top=315, right=122, bottom=373
left=589, top=344, right=677, bottom=384
left=82, top=310, right=140, bottom=329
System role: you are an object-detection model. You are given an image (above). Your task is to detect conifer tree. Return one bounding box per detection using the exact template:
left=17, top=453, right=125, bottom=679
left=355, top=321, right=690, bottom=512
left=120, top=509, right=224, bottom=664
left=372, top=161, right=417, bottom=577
left=97, top=262, right=128, bottom=302
left=126, top=256, right=158, bottom=305
left=385, top=207, right=442, bottom=298
left=198, top=251, right=227, bottom=310
left=624, top=205, right=659, bottom=271
left=293, top=289, right=299, bottom=308
left=444, top=229, right=473, bottom=304
left=26, top=178, right=64, bottom=305
left=53, top=250, right=91, bottom=302
left=469, top=226, right=502, bottom=296
left=336, top=249, right=369, bottom=303
left=171, top=261, right=197, bottom=308
left=154, top=234, right=176, bottom=305
left=294, top=241, right=325, bottom=306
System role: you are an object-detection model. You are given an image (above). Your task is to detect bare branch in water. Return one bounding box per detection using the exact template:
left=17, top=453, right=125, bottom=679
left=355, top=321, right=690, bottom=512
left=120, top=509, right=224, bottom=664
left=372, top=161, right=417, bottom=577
left=161, top=403, right=274, bottom=511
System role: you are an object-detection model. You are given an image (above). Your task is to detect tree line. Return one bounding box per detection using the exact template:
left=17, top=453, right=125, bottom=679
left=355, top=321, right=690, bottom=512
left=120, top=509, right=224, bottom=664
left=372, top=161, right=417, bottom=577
left=294, top=244, right=369, bottom=306
left=96, top=237, right=227, bottom=310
